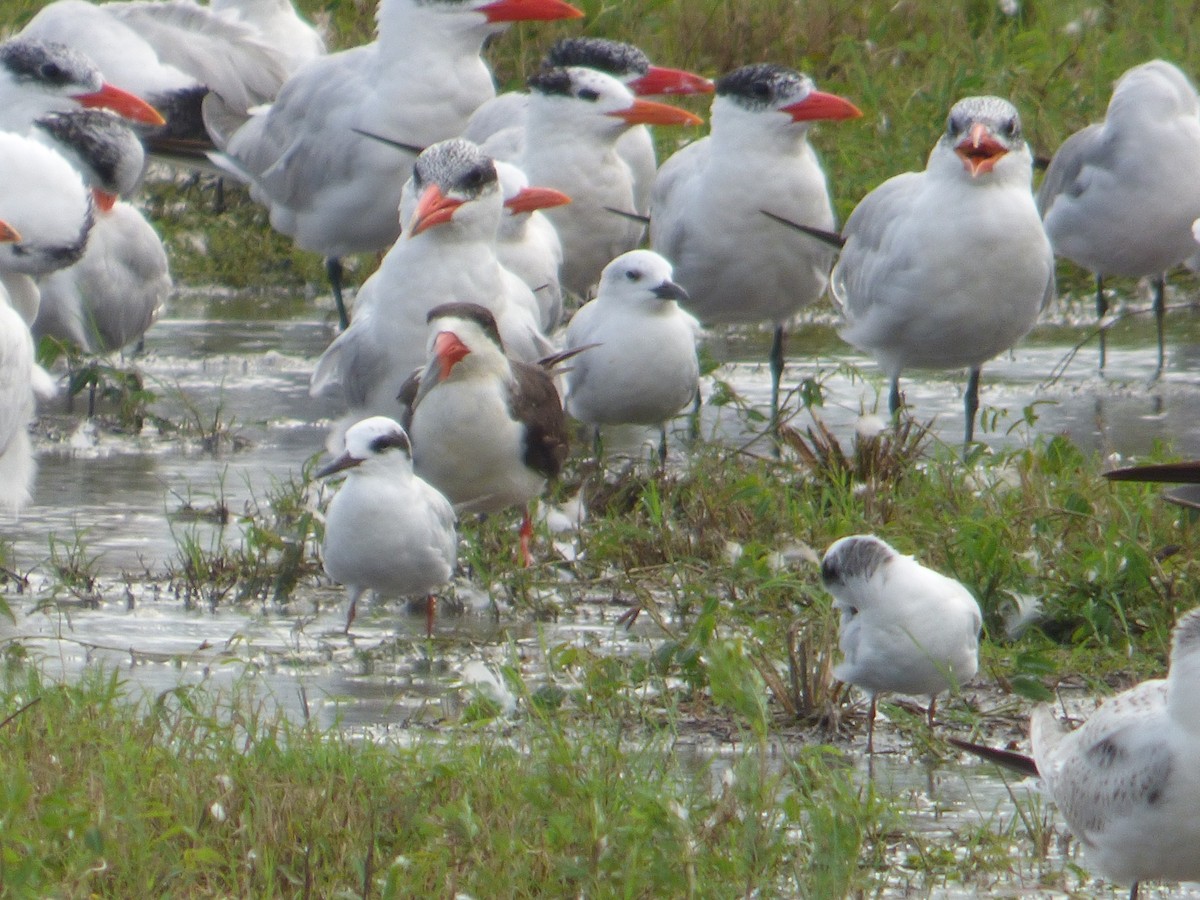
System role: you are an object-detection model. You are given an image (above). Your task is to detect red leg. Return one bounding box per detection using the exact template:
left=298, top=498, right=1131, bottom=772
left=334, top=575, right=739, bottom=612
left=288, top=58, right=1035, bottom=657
left=425, top=594, right=436, bottom=639
left=519, top=507, right=534, bottom=567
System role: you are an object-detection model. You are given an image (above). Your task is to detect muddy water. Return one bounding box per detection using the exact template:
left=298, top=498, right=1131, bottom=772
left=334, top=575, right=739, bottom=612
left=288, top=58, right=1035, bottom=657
left=5, top=289, right=1200, bottom=896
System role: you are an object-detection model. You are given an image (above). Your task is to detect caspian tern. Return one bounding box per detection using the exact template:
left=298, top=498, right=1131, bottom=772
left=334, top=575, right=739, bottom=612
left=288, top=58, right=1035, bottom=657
left=464, top=36, right=712, bottom=214
left=19, top=0, right=288, bottom=154
left=0, top=37, right=166, bottom=132
left=401, top=302, right=570, bottom=564
left=31, top=110, right=170, bottom=353
left=208, top=0, right=582, bottom=327
left=649, top=63, right=861, bottom=421
left=511, top=65, right=702, bottom=300
left=318, top=415, right=457, bottom=635
left=820, top=534, right=982, bottom=754
left=309, top=139, right=553, bottom=443
left=563, top=249, right=700, bottom=462
left=1038, top=59, right=1200, bottom=373
left=832, top=96, right=1055, bottom=445
left=494, top=159, right=569, bottom=331
left=0, top=218, right=41, bottom=514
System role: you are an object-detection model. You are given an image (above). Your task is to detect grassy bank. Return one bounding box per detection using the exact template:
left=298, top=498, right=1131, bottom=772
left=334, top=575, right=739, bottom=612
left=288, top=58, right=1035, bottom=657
left=3, top=421, right=1196, bottom=893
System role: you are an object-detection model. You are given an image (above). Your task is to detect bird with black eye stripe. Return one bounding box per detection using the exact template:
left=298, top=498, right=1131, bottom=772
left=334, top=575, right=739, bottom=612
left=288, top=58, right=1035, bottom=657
left=318, top=415, right=457, bottom=635
left=563, top=249, right=700, bottom=463
left=463, top=36, right=712, bottom=216
left=501, top=65, right=702, bottom=300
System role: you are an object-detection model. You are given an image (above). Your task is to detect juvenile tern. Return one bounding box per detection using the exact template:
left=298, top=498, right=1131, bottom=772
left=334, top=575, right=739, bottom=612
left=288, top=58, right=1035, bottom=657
left=821, top=534, right=982, bottom=753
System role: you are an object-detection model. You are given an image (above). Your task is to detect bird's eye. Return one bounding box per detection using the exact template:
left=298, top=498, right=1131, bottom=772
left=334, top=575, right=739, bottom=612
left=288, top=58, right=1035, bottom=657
left=1003, top=116, right=1020, bottom=138
left=462, top=165, right=488, bottom=190
left=625, top=269, right=640, bottom=281
left=752, top=82, right=771, bottom=100
left=39, top=62, right=65, bottom=82
left=578, top=88, right=600, bottom=102
left=947, top=114, right=964, bottom=135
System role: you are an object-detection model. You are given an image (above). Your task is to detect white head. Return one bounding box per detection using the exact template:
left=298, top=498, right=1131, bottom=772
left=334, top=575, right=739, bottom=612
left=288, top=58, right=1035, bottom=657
left=930, top=95, right=1033, bottom=186
left=0, top=38, right=164, bottom=131
left=317, top=416, right=414, bottom=478
left=596, top=249, right=689, bottom=310
left=494, top=159, right=570, bottom=229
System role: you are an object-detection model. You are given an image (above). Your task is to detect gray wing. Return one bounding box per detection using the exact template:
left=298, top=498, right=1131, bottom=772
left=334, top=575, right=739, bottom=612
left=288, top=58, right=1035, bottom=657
left=107, top=0, right=290, bottom=113
left=830, top=171, right=924, bottom=320
left=1032, top=682, right=1174, bottom=840
left=648, top=137, right=709, bottom=260
left=1036, top=123, right=1105, bottom=217
left=219, top=47, right=384, bottom=205
left=309, top=312, right=390, bottom=408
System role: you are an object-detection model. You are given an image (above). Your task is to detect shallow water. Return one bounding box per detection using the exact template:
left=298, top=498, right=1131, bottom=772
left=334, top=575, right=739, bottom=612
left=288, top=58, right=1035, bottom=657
left=6, top=287, right=1200, bottom=896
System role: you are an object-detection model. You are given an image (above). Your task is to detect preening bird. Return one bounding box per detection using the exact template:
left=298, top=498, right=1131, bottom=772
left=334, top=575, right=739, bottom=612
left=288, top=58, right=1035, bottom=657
left=563, top=249, right=700, bottom=462
left=952, top=608, right=1200, bottom=900
left=1038, top=59, right=1200, bottom=373
left=31, top=110, right=170, bottom=353
left=649, top=63, right=861, bottom=421
left=318, top=415, right=457, bottom=635
left=821, top=534, right=982, bottom=753
left=831, top=96, right=1055, bottom=444
left=0, top=128, right=94, bottom=324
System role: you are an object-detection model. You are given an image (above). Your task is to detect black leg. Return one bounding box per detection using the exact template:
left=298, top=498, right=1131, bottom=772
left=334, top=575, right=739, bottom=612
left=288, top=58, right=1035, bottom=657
left=888, top=376, right=902, bottom=419
left=658, top=424, right=668, bottom=467
left=1096, top=274, right=1107, bottom=371
left=592, top=425, right=603, bottom=462
left=867, top=693, right=878, bottom=755
left=1153, top=274, right=1166, bottom=376
left=326, top=257, right=349, bottom=330
left=769, top=324, right=785, bottom=426
left=964, top=366, right=981, bottom=445
left=689, top=386, right=701, bottom=440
